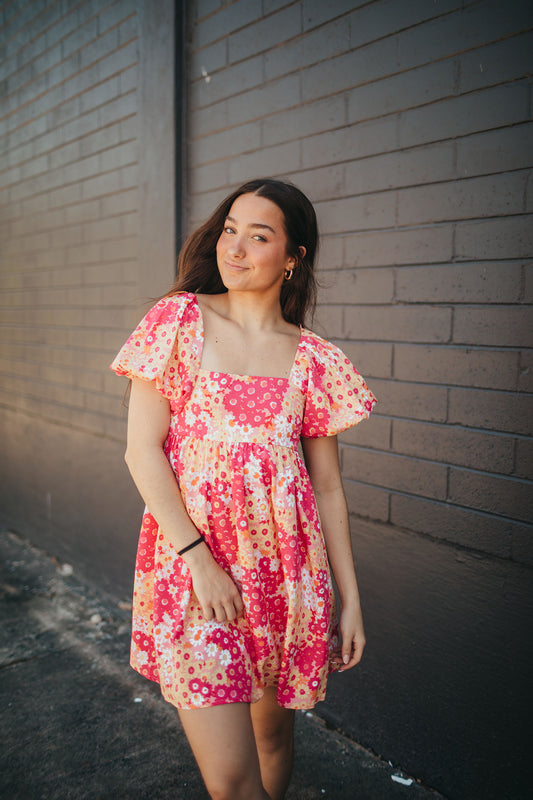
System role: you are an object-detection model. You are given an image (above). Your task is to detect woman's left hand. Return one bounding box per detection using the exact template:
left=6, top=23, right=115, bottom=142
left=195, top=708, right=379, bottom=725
left=331, top=603, right=366, bottom=672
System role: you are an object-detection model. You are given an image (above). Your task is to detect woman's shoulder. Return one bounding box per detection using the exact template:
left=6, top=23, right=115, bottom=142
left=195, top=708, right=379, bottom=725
left=152, top=291, right=197, bottom=312
left=143, top=292, right=199, bottom=326
left=298, top=327, right=348, bottom=364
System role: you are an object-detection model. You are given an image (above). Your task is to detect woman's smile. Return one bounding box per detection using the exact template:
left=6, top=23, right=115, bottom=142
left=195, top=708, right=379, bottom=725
left=216, top=193, right=296, bottom=291
left=225, top=261, right=249, bottom=271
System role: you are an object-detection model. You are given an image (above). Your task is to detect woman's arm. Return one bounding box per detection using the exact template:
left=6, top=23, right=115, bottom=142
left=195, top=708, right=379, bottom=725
left=301, top=434, right=366, bottom=671
left=125, top=377, right=243, bottom=623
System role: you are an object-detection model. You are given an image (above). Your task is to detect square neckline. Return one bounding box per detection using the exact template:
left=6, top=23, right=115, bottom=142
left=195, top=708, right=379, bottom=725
left=194, top=294, right=304, bottom=383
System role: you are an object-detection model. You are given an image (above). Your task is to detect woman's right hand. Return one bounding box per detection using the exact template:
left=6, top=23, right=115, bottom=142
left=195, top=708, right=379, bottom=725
left=183, top=544, right=244, bottom=623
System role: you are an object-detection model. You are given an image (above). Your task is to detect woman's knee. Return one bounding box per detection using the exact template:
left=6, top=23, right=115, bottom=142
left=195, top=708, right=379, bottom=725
left=204, top=770, right=264, bottom=800
left=255, top=715, right=294, bottom=756
left=251, top=692, right=295, bottom=756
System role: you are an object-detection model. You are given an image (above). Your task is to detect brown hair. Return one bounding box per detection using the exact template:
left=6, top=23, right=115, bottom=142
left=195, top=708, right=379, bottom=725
left=168, top=178, right=319, bottom=326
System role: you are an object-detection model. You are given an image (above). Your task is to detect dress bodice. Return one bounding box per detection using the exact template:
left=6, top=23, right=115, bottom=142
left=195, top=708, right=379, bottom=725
left=172, top=370, right=305, bottom=448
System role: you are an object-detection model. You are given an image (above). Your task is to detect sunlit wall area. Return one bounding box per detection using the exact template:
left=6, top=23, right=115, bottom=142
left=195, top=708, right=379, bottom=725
left=0, top=0, right=177, bottom=593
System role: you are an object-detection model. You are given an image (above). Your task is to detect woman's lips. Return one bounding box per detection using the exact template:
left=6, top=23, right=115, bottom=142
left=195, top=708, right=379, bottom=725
left=225, top=261, right=248, bottom=271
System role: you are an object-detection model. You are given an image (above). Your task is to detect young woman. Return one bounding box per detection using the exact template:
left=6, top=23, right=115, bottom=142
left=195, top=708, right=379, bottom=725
left=111, top=178, right=376, bottom=800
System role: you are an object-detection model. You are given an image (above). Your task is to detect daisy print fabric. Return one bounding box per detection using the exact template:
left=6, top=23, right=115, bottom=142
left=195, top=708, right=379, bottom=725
left=110, top=293, right=376, bottom=710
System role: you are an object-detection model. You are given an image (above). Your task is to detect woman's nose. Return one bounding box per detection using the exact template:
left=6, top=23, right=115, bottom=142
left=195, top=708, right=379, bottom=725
left=228, top=235, right=245, bottom=257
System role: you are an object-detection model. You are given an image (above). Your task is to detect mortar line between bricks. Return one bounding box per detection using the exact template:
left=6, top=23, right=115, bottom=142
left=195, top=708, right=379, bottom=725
left=189, top=50, right=533, bottom=117
left=3, top=208, right=138, bottom=239
left=5, top=133, right=139, bottom=171
left=7, top=185, right=139, bottom=212
left=2, top=0, right=128, bottom=67
left=2, top=41, right=139, bottom=112
left=185, top=167, right=533, bottom=208
left=186, top=131, right=533, bottom=173
left=0, top=277, right=138, bottom=293
left=0, top=372, right=133, bottom=399
left=348, top=416, right=532, bottom=441
left=341, top=424, right=531, bottom=444
left=342, top=442, right=533, bottom=481
left=349, top=510, right=533, bottom=569
left=9, top=157, right=139, bottom=192
left=449, top=305, right=455, bottom=344
left=2, top=48, right=139, bottom=126
left=347, top=479, right=533, bottom=520
left=0, top=401, right=127, bottom=443
left=195, top=4, right=510, bottom=75
left=352, top=488, right=533, bottom=534
left=2, top=4, right=137, bottom=89
left=0, top=129, right=138, bottom=175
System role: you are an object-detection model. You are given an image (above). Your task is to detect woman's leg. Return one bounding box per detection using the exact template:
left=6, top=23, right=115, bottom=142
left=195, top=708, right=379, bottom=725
left=178, top=703, right=270, bottom=800
left=250, top=688, right=296, bottom=800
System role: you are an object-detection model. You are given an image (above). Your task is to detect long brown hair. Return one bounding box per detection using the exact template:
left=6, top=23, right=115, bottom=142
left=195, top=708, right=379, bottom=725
left=168, top=178, right=319, bottom=326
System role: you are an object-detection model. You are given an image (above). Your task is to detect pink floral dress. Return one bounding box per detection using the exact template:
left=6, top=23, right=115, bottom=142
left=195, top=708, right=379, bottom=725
left=111, top=293, right=376, bottom=710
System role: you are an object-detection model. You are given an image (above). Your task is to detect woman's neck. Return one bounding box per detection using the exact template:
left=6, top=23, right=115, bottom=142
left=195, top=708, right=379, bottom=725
left=216, top=289, right=288, bottom=333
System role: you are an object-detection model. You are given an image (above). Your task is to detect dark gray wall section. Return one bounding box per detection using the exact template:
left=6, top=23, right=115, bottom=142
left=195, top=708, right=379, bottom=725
left=0, top=406, right=140, bottom=598
left=325, top=521, right=533, bottom=800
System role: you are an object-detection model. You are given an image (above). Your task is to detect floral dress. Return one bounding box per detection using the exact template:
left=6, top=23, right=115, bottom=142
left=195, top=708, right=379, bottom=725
left=110, top=293, right=376, bottom=710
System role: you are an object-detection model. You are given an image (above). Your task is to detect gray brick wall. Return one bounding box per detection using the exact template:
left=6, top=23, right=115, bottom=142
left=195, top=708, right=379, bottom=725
left=0, top=0, right=176, bottom=596
left=0, top=0, right=140, bottom=439
left=187, top=0, right=533, bottom=567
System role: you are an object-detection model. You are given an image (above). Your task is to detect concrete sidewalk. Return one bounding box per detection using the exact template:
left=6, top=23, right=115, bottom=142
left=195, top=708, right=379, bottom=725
left=0, top=529, right=446, bottom=800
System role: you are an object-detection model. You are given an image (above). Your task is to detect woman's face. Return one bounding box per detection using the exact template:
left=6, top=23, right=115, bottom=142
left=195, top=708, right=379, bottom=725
left=216, top=193, right=296, bottom=293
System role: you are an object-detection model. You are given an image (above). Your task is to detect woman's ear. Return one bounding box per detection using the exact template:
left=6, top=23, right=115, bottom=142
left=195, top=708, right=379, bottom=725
left=287, top=245, right=306, bottom=271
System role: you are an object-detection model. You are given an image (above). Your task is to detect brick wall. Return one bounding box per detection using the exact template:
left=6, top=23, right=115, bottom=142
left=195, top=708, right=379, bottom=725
left=186, top=0, right=533, bottom=567
left=0, top=0, right=140, bottom=439
left=186, top=4, right=533, bottom=796
left=0, top=0, right=176, bottom=594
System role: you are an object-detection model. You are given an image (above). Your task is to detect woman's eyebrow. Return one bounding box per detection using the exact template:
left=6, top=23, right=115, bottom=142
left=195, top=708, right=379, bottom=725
left=225, top=215, right=276, bottom=234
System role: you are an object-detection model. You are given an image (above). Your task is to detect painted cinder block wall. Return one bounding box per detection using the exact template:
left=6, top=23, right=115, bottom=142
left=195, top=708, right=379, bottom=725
left=1, top=1, right=532, bottom=798
left=186, top=1, right=532, bottom=798
left=0, top=0, right=177, bottom=592
left=187, top=0, right=533, bottom=563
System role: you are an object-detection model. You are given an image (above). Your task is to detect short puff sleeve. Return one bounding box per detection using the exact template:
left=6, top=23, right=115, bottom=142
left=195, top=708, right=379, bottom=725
left=110, top=293, right=196, bottom=396
left=301, top=335, right=376, bottom=438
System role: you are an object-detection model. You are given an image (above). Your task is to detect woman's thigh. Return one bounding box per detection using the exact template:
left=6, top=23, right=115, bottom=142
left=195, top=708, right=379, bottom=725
left=250, top=687, right=295, bottom=751
left=178, top=702, right=266, bottom=798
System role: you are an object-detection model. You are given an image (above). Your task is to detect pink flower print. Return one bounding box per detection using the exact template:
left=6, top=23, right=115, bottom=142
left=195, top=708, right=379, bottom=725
left=222, top=381, right=284, bottom=428
left=188, top=403, right=209, bottom=437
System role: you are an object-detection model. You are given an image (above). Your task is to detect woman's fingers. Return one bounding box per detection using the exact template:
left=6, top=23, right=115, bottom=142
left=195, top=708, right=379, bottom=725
left=213, top=603, right=227, bottom=622
left=217, top=588, right=245, bottom=621
left=336, top=605, right=366, bottom=671
left=337, top=636, right=365, bottom=671
left=234, top=592, right=245, bottom=617
left=198, top=580, right=244, bottom=623
left=204, top=597, right=242, bottom=622
left=192, top=558, right=244, bottom=623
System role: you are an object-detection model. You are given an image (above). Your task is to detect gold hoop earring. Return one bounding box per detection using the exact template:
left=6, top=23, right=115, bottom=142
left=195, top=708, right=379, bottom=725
left=284, top=269, right=293, bottom=281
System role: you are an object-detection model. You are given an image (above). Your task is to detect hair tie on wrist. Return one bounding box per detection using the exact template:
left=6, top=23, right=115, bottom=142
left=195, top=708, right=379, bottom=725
left=178, top=535, right=204, bottom=556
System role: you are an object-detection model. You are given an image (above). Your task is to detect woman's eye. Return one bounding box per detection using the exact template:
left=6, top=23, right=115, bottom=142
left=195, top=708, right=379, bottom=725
left=223, top=226, right=235, bottom=234
left=253, top=235, right=267, bottom=242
